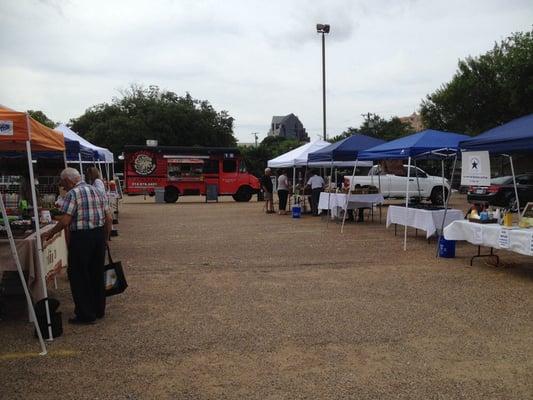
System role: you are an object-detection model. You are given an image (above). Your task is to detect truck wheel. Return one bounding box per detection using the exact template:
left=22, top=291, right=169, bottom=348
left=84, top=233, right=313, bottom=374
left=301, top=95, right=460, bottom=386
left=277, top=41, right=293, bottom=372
left=430, top=187, right=448, bottom=205
left=233, top=187, right=252, bottom=202
left=164, top=187, right=179, bottom=203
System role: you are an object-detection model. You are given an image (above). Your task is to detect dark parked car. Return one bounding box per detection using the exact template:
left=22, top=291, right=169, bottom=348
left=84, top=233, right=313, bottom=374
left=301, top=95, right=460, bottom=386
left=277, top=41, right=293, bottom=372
left=467, top=174, right=533, bottom=211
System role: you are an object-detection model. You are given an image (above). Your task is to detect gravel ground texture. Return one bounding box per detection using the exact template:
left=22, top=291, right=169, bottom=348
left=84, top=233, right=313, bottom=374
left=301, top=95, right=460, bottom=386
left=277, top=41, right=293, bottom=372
left=1, top=194, right=533, bottom=400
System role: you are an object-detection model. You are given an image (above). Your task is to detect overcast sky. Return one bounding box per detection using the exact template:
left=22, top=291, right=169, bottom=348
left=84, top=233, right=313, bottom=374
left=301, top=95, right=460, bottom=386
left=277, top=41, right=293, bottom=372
left=1, top=0, right=532, bottom=143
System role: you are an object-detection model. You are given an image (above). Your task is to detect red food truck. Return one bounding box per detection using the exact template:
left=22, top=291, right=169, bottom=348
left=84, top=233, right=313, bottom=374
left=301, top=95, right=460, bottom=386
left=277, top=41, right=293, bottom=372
left=124, top=145, right=260, bottom=203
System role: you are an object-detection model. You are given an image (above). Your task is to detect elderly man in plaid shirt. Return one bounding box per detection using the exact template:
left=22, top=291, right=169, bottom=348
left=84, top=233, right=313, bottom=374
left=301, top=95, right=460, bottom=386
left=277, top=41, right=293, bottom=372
left=42, top=167, right=112, bottom=324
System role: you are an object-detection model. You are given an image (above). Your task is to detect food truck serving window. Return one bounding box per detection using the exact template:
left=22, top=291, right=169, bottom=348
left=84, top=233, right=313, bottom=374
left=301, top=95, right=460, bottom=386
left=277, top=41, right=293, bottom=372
left=167, top=159, right=204, bottom=180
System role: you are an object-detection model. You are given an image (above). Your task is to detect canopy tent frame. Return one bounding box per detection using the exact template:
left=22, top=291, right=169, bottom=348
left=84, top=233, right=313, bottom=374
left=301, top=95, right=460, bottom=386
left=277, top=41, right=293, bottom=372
left=26, top=139, right=54, bottom=340
left=0, top=193, right=47, bottom=355
left=0, top=106, right=68, bottom=348
left=357, top=129, right=470, bottom=249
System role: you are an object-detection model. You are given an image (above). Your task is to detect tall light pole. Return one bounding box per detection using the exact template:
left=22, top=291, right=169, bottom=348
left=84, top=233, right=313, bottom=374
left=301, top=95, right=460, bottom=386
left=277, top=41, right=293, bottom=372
left=316, top=23, right=330, bottom=141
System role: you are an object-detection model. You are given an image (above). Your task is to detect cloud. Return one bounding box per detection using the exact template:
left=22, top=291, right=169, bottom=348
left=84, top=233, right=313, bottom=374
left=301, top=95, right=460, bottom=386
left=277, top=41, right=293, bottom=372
left=1, top=0, right=532, bottom=141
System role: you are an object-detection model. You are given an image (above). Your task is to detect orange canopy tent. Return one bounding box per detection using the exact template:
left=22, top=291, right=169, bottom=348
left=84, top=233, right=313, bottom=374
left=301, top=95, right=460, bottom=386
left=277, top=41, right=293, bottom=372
left=0, top=106, right=65, bottom=152
left=0, top=105, right=66, bottom=353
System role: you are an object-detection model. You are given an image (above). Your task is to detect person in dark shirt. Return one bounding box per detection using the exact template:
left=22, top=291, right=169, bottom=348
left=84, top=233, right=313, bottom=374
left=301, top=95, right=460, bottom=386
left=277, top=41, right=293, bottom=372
left=260, top=168, right=274, bottom=213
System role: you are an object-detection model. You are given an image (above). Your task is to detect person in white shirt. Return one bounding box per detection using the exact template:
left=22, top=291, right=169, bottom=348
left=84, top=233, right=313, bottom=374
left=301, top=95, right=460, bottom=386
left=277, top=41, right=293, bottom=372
left=277, top=169, right=290, bottom=215
left=306, top=171, right=325, bottom=216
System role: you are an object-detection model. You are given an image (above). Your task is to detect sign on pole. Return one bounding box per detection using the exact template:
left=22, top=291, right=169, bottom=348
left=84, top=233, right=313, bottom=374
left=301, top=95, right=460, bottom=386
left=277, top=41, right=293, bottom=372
left=461, top=151, right=490, bottom=186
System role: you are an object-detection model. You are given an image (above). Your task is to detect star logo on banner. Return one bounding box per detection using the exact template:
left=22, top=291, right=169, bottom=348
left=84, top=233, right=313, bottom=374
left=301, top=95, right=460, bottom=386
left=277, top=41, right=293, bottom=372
left=470, top=157, right=480, bottom=171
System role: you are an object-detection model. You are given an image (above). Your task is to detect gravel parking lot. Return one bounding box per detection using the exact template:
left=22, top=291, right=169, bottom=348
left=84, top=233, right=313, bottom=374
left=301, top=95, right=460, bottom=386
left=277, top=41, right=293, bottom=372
left=2, top=194, right=533, bottom=399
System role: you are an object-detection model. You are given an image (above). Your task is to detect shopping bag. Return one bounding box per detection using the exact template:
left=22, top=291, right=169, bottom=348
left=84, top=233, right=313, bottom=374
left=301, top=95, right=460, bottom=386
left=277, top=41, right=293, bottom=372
left=104, top=245, right=127, bottom=297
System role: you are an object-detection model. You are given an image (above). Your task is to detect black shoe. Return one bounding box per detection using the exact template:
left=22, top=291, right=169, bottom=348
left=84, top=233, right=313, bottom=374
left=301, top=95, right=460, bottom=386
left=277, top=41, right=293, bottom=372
left=68, top=317, right=95, bottom=325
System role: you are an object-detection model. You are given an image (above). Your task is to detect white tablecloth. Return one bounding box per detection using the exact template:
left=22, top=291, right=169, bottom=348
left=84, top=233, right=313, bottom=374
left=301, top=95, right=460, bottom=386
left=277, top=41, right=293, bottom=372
left=318, top=193, right=385, bottom=218
left=444, top=220, right=533, bottom=256
left=386, top=206, right=464, bottom=238
left=0, top=223, right=67, bottom=301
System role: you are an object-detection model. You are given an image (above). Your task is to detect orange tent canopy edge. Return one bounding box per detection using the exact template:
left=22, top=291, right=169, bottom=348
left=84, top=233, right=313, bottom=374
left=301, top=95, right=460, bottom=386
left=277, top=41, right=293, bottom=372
left=0, top=106, right=65, bottom=152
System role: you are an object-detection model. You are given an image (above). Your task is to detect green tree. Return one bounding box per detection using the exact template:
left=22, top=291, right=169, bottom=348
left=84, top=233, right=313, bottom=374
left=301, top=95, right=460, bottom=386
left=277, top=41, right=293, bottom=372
left=239, top=136, right=301, bottom=177
left=27, top=110, right=55, bottom=128
left=421, top=29, right=533, bottom=134
left=330, top=113, right=414, bottom=142
left=70, top=85, right=236, bottom=156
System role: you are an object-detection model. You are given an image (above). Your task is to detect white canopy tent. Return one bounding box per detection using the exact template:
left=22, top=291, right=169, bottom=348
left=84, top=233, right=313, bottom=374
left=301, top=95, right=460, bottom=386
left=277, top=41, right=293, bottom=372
left=267, top=139, right=330, bottom=168
left=267, top=140, right=330, bottom=198
left=55, top=124, right=115, bottom=180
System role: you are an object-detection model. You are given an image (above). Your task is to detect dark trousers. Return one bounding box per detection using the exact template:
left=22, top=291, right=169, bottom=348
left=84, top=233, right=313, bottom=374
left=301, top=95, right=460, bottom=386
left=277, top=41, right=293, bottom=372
left=311, top=188, right=323, bottom=215
left=278, top=190, right=289, bottom=211
left=68, top=227, right=106, bottom=321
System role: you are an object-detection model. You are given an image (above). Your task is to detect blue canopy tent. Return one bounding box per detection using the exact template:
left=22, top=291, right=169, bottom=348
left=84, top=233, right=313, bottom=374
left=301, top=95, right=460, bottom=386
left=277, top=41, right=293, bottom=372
left=460, top=114, right=533, bottom=215
left=1, top=137, right=93, bottom=162
left=460, top=114, right=533, bottom=154
left=307, top=135, right=385, bottom=226
left=357, top=129, right=470, bottom=249
left=357, top=130, right=470, bottom=161
left=308, top=134, right=386, bottom=164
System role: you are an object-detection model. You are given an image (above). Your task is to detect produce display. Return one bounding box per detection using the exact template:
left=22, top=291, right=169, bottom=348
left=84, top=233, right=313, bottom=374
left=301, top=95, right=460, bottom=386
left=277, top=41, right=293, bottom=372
left=0, top=217, right=35, bottom=239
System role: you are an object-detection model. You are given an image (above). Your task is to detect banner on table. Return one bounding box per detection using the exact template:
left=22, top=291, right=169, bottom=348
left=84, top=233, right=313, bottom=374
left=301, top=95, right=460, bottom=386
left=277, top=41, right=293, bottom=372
left=461, top=151, right=490, bottom=186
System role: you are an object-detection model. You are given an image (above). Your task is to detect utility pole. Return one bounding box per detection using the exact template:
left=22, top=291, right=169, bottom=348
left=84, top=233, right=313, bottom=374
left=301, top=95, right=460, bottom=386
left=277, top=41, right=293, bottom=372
left=251, top=132, right=259, bottom=147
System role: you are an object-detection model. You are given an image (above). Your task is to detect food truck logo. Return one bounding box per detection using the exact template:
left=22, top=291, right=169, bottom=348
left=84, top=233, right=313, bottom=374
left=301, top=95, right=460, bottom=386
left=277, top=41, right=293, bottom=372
left=132, top=152, right=156, bottom=176
left=0, top=120, right=14, bottom=136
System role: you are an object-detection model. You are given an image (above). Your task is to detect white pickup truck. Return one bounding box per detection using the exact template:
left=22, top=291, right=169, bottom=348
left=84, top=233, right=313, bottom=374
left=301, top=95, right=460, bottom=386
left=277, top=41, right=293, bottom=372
left=345, top=165, right=450, bottom=204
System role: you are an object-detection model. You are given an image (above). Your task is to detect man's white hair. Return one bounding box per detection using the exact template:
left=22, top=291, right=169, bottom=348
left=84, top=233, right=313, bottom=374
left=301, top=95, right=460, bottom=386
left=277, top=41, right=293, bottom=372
left=60, top=167, right=81, bottom=182
left=265, top=167, right=271, bottom=173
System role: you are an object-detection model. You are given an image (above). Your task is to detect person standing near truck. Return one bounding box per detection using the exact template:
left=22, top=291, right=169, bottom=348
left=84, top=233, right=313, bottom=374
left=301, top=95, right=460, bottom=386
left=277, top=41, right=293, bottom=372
left=277, top=169, right=290, bottom=215
left=306, top=170, right=325, bottom=216
left=261, top=168, right=275, bottom=214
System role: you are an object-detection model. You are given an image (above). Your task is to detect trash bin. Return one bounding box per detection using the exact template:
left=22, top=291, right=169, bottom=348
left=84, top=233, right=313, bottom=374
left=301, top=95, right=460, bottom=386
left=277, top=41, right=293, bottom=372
left=206, top=184, right=218, bottom=202
left=439, top=236, right=456, bottom=258
left=154, top=188, right=165, bottom=204
left=292, top=205, right=301, bottom=219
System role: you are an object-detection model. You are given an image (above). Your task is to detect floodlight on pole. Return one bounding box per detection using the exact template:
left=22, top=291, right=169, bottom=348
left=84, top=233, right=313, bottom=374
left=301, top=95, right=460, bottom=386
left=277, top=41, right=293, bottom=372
left=316, top=24, right=330, bottom=141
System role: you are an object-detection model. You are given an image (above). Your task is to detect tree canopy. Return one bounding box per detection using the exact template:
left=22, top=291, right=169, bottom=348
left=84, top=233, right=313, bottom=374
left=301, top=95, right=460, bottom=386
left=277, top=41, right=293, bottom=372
left=27, top=110, right=56, bottom=128
left=330, top=113, right=415, bottom=143
left=70, top=85, right=236, bottom=156
left=239, top=136, right=301, bottom=178
left=421, top=29, right=533, bottom=135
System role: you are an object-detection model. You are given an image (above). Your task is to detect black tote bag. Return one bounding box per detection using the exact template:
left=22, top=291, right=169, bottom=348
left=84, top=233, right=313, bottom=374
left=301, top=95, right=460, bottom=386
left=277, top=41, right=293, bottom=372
left=104, top=245, right=128, bottom=297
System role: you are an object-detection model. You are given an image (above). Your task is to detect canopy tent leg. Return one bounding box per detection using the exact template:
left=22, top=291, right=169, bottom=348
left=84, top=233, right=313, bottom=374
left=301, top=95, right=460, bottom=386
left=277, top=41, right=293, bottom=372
left=341, top=160, right=358, bottom=233
left=26, top=141, right=53, bottom=341
left=403, top=157, right=412, bottom=251
left=326, top=160, right=334, bottom=226
left=111, top=161, right=116, bottom=180
left=303, top=164, right=308, bottom=213
left=97, top=161, right=104, bottom=180
left=105, top=162, right=110, bottom=182
left=413, top=159, right=421, bottom=201
left=0, top=194, right=47, bottom=355
left=78, top=154, right=84, bottom=181
left=436, top=155, right=457, bottom=257
left=509, top=155, right=521, bottom=217
left=441, top=159, right=446, bottom=206
left=62, top=152, right=68, bottom=169
left=292, top=166, right=296, bottom=206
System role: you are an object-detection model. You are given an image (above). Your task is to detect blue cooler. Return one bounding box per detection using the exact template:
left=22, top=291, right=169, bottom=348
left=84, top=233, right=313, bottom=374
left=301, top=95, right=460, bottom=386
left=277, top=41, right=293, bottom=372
left=292, top=205, right=301, bottom=218
left=439, top=236, right=456, bottom=258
